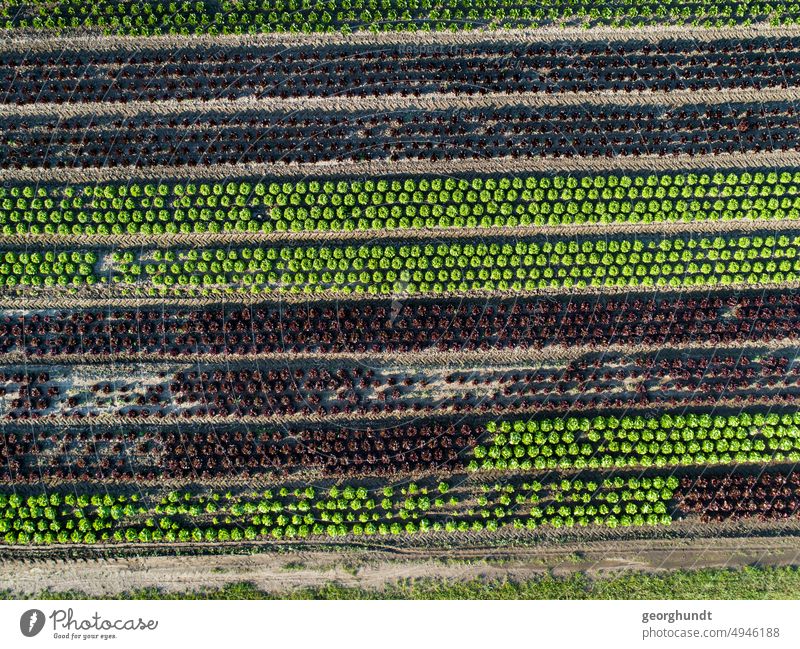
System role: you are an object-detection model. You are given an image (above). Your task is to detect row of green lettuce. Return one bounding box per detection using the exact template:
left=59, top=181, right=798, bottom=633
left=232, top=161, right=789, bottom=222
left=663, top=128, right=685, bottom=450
left=473, top=411, right=800, bottom=471
left=2, top=169, right=799, bottom=237
left=2, top=232, right=799, bottom=296
left=0, top=474, right=676, bottom=544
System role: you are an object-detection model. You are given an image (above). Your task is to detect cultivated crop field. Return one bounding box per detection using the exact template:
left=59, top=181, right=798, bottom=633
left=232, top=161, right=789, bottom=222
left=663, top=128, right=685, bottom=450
left=3, top=3, right=800, bottom=574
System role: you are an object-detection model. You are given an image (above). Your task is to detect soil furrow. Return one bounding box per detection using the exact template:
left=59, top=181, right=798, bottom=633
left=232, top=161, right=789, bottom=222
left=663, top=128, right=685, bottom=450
left=6, top=24, right=800, bottom=53
left=2, top=86, right=799, bottom=119
left=1, top=278, right=799, bottom=309
left=3, top=149, right=800, bottom=184
left=7, top=392, right=799, bottom=429
left=0, top=336, right=796, bottom=367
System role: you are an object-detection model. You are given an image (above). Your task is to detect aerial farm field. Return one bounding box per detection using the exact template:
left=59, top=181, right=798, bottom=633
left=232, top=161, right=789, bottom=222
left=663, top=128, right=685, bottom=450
left=3, top=0, right=800, bottom=599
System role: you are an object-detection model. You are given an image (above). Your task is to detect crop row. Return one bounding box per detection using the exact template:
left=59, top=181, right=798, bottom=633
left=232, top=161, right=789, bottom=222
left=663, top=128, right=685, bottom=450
left=11, top=465, right=800, bottom=543
left=8, top=408, right=800, bottom=484
left=676, top=471, right=800, bottom=522
left=1, top=291, right=798, bottom=359
left=475, top=411, right=800, bottom=471
left=0, top=475, right=677, bottom=545
left=0, top=421, right=480, bottom=482
left=2, top=0, right=799, bottom=34
left=5, top=169, right=800, bottom=236
left=6, top=233, right=800, bottom=298
left=5, top=37, right=800, bottom=105
left=3, top=102, right=797, bottom=170
left=0, top=350, right=797, bottom=421
left=7, top=408, right=800, bottom=483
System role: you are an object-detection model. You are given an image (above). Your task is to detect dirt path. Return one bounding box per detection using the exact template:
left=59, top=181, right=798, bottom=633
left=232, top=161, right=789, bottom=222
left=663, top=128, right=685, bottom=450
left=4, top=215, right=800, bottom=250
left=5, top=390, right=797, bottom=430
left=2, top=277, right=799, bottom=310
left=3, top=536, right=800, bottom=597
left=0, top=336, right=794, bottom=367
left=4, top=148, right=800, bottom=184
left=4, top=24, right=800, bottom=53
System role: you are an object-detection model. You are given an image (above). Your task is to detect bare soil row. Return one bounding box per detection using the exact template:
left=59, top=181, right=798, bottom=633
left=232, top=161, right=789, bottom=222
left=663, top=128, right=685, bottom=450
left=4, top=149, right=800, bottom=184
left=3, top=87, right=799, bottom=119
left=6, top=24, right=800, bottom=53
left=3, top=278, right=800, bottom=310
left=0, top=337, right=793, bottom=368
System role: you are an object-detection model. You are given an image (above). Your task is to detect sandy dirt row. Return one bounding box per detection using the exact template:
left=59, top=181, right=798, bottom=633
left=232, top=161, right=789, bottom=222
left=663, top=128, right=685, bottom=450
left=0, top=337, right=793, bottom=368
left=1, top=277, right=798, bottom=310
left=3, top=217, right=799, bottom=250
left=3, top=24, right=800, bottom=53
left=4, top=391, right=795, bottom=430
left=3, top=149, right=800, bottom=185
left=1, top=87, right=797, bottom=119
